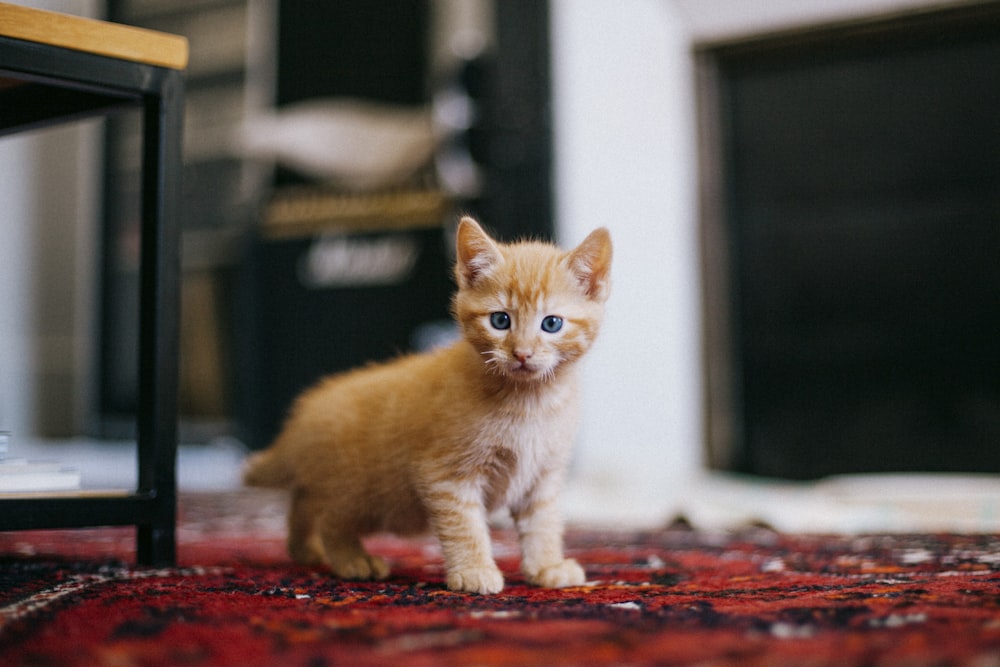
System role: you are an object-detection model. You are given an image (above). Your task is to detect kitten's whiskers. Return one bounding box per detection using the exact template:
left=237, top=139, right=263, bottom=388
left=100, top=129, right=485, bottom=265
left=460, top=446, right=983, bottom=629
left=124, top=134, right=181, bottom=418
left=480, top=350, right=503, bottom=376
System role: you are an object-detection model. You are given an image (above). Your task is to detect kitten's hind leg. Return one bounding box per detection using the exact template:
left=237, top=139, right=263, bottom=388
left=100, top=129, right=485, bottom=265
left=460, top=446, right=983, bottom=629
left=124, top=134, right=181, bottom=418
left=287, top=488, right=325, bottom=565
left=317, top=514, right=389, bottom=580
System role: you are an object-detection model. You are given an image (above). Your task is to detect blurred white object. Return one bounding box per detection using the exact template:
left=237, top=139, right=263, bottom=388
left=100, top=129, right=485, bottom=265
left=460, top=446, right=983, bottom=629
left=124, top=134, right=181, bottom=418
left=240, top=99, right=436, bottom=190
left=0, top=432, right=82, bottom=493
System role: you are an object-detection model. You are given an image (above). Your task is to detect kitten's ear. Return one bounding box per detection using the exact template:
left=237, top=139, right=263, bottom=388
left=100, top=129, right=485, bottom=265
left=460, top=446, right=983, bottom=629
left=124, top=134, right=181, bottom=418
left=455, top=216, right=503, bottom=288
left=567, top=228, right=613, bottom=302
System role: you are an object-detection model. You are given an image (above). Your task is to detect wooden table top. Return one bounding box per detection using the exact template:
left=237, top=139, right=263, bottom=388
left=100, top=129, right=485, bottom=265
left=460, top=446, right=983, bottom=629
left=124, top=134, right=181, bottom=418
left=0, top=1, right=187, bottom=70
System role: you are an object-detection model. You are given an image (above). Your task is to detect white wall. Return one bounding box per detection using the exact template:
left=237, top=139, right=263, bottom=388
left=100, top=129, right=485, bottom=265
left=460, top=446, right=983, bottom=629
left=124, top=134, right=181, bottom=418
left=0, top=134, right=38, bottom=436
left=550, top=0, right=961, bottom=523
left=0, top=0, right=102, bottom=437
left=551, top=0, right=701, bottom=520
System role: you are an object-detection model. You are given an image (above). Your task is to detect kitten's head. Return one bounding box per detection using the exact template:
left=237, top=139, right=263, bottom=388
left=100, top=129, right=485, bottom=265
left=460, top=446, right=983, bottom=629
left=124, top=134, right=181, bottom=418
left=452, top=216, right=612, bottom=383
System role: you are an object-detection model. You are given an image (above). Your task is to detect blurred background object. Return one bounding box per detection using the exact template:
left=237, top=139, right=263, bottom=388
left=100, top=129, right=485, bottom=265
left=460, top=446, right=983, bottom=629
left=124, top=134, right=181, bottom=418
left=97, top=0, right=553, bottom=448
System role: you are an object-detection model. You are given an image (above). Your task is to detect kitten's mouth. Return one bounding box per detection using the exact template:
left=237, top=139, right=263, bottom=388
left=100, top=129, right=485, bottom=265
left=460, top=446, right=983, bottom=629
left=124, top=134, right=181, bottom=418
left=482, top=353, right=550, bottom=381
left=507, top=361, right=545, bottom=380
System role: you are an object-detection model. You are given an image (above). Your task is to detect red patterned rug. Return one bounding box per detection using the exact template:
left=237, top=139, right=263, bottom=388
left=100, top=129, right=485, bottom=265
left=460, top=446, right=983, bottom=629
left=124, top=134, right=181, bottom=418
left=2, top=491, right=1000, bottom=666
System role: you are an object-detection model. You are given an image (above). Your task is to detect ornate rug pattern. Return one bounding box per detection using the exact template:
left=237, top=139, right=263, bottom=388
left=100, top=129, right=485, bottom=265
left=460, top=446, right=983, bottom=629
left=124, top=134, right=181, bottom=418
left=1, top=492, right=999, bottom=666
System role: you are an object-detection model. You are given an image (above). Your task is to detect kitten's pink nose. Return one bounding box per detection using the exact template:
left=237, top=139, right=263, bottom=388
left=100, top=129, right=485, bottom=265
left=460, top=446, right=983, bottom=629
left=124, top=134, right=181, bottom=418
left=514, top=350, right=533, bottom=363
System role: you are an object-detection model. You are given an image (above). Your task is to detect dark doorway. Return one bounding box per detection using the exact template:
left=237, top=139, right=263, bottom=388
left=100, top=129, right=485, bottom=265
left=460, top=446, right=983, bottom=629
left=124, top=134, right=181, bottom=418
left=697, top=4, right=1000, bottom=479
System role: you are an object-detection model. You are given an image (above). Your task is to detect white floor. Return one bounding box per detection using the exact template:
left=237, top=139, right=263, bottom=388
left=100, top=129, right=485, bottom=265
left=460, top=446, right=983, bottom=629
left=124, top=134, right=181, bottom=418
left=563, top=468, right=1000, bottom=534
left=8, top=436, right=1000, bottom=535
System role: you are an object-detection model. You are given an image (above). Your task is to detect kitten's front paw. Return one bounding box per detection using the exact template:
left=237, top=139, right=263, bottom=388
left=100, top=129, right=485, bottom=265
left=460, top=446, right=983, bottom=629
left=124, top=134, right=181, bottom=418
left=447, top=565, right=505, bottom=595
left=331, top=554, right=390, bottom=581
left=527, top=558, right=585, bottom=589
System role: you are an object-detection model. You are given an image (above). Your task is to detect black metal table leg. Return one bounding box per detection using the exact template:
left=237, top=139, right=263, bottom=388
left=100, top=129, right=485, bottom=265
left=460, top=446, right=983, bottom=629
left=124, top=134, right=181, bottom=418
left=135, top=69, right=184, bottom=567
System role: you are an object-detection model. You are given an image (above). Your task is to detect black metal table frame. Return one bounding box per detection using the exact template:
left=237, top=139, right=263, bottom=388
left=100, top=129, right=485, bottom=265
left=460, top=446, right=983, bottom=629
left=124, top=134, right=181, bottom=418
left=0, top=34, right=182, bottom=566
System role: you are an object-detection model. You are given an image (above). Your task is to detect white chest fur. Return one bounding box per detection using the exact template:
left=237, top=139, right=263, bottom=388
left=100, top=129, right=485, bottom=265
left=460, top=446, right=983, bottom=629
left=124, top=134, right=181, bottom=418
left=471, top=382, right=580, bottom=513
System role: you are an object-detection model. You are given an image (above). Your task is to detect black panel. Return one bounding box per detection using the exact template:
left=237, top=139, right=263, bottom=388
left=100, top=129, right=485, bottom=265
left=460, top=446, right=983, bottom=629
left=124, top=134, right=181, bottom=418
left=236, top=1, right=554, bottom=447
left=239, top=227, right=454, bottom=449
left=481, top=0, right=554, bottom=242
left=277, top=0, right=429, bottom=106
left=704, top=5, right=1000, bottom=478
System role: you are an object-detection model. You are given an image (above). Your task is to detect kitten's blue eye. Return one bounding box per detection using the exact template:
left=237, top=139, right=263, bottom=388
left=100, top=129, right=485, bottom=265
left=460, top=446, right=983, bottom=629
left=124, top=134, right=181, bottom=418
left=541, top=315, right=563, bottom=333
left=490, top=312, right=511, bottom=330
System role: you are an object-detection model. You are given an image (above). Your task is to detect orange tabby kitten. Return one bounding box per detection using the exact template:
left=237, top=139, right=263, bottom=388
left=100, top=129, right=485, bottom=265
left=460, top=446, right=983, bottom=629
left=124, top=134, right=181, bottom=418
left=243, top=216, right=612, bottom=594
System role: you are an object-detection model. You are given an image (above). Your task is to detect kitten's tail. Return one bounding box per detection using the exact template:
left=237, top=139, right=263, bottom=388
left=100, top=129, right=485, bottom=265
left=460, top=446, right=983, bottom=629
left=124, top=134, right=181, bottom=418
left=242, top=448, right=294, bottom=488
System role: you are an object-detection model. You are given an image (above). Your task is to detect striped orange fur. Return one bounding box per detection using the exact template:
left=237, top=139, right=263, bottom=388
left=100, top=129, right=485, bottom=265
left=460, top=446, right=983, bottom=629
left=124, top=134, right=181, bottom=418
left=243, top=217, right=612, bottom=594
